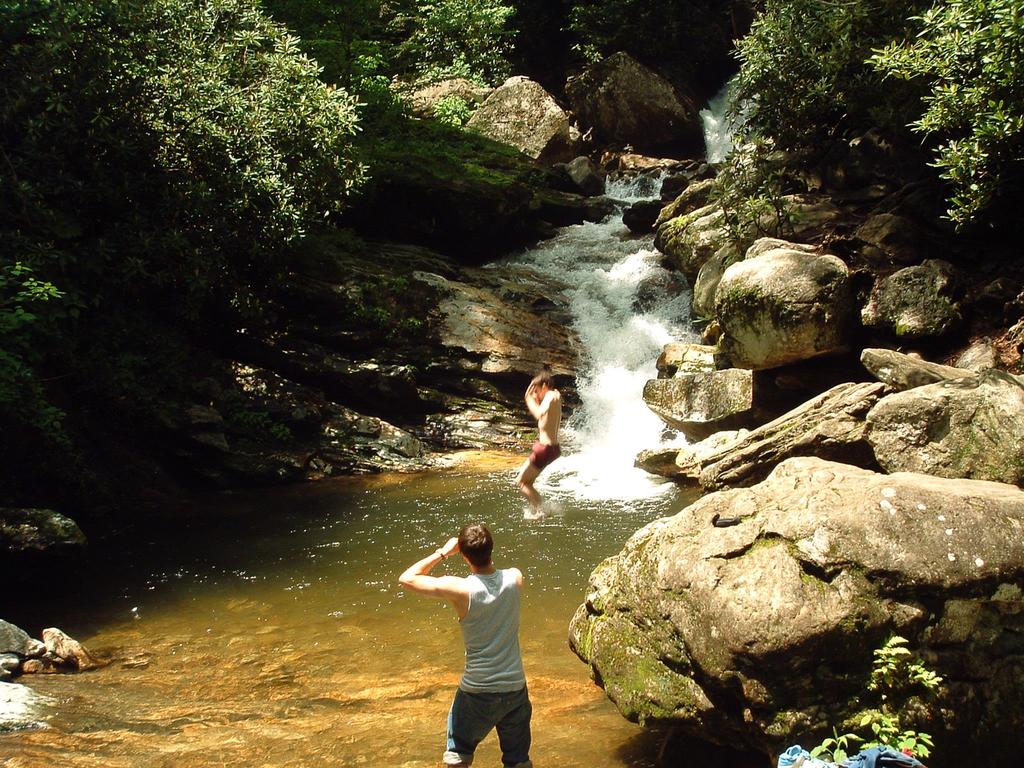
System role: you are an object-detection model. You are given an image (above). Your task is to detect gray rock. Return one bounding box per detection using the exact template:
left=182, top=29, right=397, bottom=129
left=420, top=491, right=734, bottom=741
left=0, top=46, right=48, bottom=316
left=867, top=370, right=1024, bottom=485
left=655, top=203, right=731, bottom=284
left=466, top=76, right=577, bottom=163
left=955, top=338, right=998, bottom=372
left=655, top=343, right=719, bottom=379
left=854, top=212, right=927, bottom=265
left=668, top=429, right=749, bottom=484
left=0, top=621, right=31, bottom=656
left=622, top=200, right=663, bottom=234
left=634, top=448, right=687, bottom=478
left=691, top=243, right=742, bottom=319
left=565, top=52, right=701, bottom=151
left=659, top=173, right=690, bottom=202
left=0, top=680, right=52, bottom=732
left=563, top=156, right=605, bottom=197
left=861, top=259, right=964, bottom=340
left=570, top=456, right=1024, bottom=764
left=0, top=509, right=87, bottom=553
left=861, top=347, right=975, bottom=391
left=698, top=381, right=886, bottom=490
left=715, top=248, right=855, bottom=370
left=0, top=653, right=19, bottom=672
left=642, top=368, right=755, bottom=441
left=654, top=178, right=715, bottom=229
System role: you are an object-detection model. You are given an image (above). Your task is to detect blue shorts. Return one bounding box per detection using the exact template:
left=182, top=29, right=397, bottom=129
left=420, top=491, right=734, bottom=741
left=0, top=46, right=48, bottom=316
left=443, top=686, right=532, bottom=767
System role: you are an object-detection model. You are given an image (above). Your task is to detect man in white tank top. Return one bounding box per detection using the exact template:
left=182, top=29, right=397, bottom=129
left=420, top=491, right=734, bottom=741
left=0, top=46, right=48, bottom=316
left=399, top=524, right=533, bottom=768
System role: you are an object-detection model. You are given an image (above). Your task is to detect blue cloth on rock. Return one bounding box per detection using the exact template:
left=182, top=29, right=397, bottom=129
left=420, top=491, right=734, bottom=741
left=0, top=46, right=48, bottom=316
left=777, top=745, right=832, bottom=768
left=841, top=746, right=925, bottom=768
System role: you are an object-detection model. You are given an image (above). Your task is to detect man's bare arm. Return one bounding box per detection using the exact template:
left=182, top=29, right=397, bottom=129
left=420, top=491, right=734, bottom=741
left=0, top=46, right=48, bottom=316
left=524, top=387, right=552, bottom=421
left=399, top=538, right=470, bottom=604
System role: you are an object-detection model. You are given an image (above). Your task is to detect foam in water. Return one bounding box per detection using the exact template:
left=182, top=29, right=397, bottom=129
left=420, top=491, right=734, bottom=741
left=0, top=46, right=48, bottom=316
left=507, top=201, right=699, bottom=505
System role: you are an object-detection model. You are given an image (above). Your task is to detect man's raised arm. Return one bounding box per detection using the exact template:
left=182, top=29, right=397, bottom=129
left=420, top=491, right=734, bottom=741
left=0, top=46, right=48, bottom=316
left=399, top=537, right=469, bottom=604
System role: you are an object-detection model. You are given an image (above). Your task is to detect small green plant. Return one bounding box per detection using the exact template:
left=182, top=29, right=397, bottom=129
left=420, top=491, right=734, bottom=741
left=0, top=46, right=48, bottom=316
left=432, top=94, right=473, bottom=127
left=711, top=138, right=801, bottom=246
left=811, top=635, right=943, bottom=761
left=810, top=727, right=862, bottom=763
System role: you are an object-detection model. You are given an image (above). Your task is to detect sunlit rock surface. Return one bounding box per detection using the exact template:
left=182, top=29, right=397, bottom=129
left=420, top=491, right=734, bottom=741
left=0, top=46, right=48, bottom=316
left=715, top=247, right=854, bottom=370
left=867, top=370, right=1024, bottom=485
left=571, top=456, right=1024, bottom=766
left=466, top=76, right=578, bottom=163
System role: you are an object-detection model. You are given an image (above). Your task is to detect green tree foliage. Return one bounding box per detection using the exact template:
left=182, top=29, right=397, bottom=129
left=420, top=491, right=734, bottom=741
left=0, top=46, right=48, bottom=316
left=567, top=0, right=735, bottom=92
left=735, top=0, right=928, bottom=151
left=871, top=0, right=1024, bottom=226
left=0, top=0, right=363, bottom=447
left=394, top=0, right=517, bottom=85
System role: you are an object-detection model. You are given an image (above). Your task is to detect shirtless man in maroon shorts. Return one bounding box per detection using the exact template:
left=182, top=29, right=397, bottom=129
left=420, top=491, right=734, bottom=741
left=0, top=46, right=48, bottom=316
left=516, top=371, right=562, bottom=520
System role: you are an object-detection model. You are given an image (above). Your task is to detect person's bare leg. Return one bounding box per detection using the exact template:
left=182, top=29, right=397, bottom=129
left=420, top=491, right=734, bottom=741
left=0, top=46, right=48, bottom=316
left=516, top=460, right=544, bottom=519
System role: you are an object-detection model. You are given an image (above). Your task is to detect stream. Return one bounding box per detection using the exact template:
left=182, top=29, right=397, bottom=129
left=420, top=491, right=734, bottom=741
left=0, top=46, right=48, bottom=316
left=2, top=176, right=702, bottom=767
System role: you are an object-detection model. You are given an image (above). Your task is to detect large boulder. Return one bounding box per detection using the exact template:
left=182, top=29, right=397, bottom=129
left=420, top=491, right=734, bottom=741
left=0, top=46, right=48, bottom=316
left=565, top=52, right=701, bottom=152
left=714, top=247, right=855, bottom=370
left=861, top=259, right=965, bottom=340
left=413, top=265, right=577, bottom=377
left=570, top=457, right=1024, bottom=765
left=867, top=370, right=1024, bottom=485
left=642, top=369, right=756, bottom=441
left=697, top=381, right=886, bottom=490
left=466, top=76, right=578, bottom=163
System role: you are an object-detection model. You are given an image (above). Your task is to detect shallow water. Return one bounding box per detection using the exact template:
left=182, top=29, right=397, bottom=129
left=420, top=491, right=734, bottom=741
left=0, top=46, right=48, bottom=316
left=4, top=176, right=704, bottom=766
left=4, top=460, right=698, bottom=767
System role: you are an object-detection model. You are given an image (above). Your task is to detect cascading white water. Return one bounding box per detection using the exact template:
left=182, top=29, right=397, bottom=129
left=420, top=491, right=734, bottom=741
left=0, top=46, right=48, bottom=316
left=701, top=77, right=746, bottom=164
left=508, top=174, right=699, bottom=504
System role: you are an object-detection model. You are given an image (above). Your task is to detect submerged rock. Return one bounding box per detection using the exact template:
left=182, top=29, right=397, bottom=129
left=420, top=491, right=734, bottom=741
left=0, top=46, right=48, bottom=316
left=0, top=681, right=52, bottom=732
left=0, top=509, right=86, bottom=553
left=571, top=456, right=1024, bottom=765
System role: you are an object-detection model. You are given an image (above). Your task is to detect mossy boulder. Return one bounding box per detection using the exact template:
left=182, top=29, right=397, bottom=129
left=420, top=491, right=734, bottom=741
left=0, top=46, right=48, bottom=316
left=861, top=259, right=965, bottom=341
left=867, top=370, right=1024, bottom=485
left=570, top=456, right=1024, bottom=765
left=714, top=247, right=855, bottom=370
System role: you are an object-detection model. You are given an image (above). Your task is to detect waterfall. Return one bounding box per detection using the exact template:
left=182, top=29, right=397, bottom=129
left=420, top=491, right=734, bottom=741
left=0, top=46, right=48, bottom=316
left=701, top=77, right=746, bottom=164
left=507, top=175, right=699, bottom=504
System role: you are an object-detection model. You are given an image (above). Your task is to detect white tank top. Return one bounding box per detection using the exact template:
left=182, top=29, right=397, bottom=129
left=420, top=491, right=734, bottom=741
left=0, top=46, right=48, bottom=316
left=459, top=569, right=526, bottom=692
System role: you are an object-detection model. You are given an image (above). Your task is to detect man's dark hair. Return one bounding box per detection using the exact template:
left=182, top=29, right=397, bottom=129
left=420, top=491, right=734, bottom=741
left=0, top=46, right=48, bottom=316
left=531, top=371, right=554, bottom=389
left=458, top=523, right=494, bottom=568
